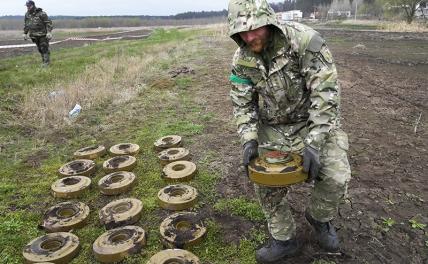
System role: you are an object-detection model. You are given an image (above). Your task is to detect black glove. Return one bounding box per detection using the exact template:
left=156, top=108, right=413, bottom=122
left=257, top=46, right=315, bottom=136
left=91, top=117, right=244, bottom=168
left=243, top=139, right=258, bottom=177
left=303, top=146, right=320, bottom=182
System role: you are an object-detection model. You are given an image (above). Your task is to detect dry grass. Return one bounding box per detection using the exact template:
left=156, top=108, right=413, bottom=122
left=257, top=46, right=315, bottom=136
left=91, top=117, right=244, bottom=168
left=379, top=21, right=428, bottom=32
left=341, top=19, right=378, bottom=25
left=198, top=23, right=229, bottom=46
left=20, top=41, right=196, bottom=130
left=203, top=23, right=228, bottom=37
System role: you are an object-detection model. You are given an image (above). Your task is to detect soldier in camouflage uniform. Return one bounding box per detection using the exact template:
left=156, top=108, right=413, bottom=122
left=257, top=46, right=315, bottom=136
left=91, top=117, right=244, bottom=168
left=228, top=0, right=351, bottom=263
left=23, top=0, right=53, bottom=66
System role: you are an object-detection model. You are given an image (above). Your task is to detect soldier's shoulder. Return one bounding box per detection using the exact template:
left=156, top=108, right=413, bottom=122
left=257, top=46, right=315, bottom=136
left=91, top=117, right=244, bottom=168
left=232, top=47, right=258, bottom=69
left=283, top=22, right=325, bottom=54
left=35, top=8, right=47, bottom=15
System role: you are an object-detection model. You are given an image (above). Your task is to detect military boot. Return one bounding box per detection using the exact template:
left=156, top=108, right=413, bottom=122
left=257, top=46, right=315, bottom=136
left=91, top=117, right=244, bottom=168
left=255, top=237, right=299, bottom=263
left=42, top=52, right=50, bottom=67
left=305, top=211, right=339, bottom=251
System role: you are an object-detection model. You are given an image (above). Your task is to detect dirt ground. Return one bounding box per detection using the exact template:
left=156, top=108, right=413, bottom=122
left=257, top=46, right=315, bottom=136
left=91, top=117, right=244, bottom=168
left=3, top=27, right=427, bottom=263
left=188, top=29, right=428, bottom=264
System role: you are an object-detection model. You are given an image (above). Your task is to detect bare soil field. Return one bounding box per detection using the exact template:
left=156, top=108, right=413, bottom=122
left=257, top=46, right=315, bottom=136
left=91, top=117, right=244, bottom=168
left=189, top=29, right=428, bottom=263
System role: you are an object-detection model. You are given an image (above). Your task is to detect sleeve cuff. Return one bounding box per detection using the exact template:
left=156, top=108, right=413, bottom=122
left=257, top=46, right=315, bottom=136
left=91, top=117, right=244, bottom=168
left=304, top=133, right=326, bottom=151
left=241, top=132, right=258, bottom=146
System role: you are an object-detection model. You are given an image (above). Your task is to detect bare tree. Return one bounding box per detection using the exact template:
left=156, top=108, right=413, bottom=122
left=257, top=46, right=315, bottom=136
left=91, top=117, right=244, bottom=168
left=389, top=0, right=423, bottom=23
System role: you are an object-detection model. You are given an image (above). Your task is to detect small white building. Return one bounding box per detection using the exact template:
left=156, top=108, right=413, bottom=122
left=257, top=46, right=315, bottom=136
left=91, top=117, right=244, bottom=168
left=277, top=10, right=303, bottom=23
left=416, top=2, right=428, bottom=18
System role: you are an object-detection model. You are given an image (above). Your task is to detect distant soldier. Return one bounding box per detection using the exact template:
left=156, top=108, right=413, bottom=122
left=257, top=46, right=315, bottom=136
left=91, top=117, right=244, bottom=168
left=23, top=0, right=53, bottom=66
left=228, top=0, right=351, bottom=263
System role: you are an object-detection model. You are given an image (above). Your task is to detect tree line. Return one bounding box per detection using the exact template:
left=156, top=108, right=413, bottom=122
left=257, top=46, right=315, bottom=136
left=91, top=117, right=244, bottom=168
left=0, top=10, right=227, bottom=30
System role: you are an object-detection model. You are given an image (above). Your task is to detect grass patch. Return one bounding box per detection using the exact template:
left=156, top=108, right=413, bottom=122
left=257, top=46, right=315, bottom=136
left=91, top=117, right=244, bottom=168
left=0, top=212, right=40, bottom=264
left=0, top=26, right=251, bottom=263
left=175, top=76, right=193, bottom=89
left=214, top=197, right=265, bottom=221
left=192, top=220, right=259, bottom=264
left=379, top=21, right=428, bottom=32
left=0, top=28, right=194, bottom=89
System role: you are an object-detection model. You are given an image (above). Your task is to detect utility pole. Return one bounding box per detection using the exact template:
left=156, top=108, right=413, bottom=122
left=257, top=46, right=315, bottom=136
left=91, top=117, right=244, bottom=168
left=355, top=1, right=358, bottom=20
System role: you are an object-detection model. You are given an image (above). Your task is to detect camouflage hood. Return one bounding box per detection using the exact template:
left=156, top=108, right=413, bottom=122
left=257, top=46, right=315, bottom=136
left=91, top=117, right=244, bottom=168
left=27, top=7, right=43, bottom=15
left=228, top=0, right=281, bottom=46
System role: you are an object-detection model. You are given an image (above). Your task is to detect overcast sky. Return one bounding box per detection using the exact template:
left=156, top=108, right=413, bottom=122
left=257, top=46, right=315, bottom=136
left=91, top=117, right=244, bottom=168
left=1, top=0, right=231, bottom=16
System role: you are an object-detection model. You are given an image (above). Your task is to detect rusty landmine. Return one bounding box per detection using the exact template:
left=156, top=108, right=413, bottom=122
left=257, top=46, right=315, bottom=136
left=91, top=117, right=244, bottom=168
left=158, top=148, right=190, bottom=166
left=41, top=201, right=90, bottom=233
left=98, top=171, right=137, bottom=195
left=93, top=225, right=146, bottom=263
left=154, top=135, right=182, bottom=151
left=147, top=249, right=201, bottom=264
left=73, top=145, right=106, bottom=160
left=22, top=232, right=80, bottom=263
left=51, top=176, right=91, bottom=199
left=158, top=184, right=198, bottom=211
left=162, top=161, right=197, bottom=183
left=58, top=159, right=96, bottom=177
left=109, top=143, right=140, bottom=156
left=160, top=212, right=206, bottom=249
left=99, top=198, right=143, bottom=229
left=103, top=155, right=137, bottom=173
left=249, top=151, right=307, bottom=187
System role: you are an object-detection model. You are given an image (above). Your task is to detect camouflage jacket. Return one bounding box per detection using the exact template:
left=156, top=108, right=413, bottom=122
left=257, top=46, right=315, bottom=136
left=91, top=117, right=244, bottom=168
left=229, top=22, right=341, bottom=151
left=24, top=8, right=53, bottom=37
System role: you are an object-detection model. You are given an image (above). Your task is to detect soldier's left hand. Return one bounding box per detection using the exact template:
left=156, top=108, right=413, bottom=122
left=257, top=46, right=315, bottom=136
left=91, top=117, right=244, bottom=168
left=46, top=32, right=52, bottom=40
left=303, top=146, right=320, bottom=182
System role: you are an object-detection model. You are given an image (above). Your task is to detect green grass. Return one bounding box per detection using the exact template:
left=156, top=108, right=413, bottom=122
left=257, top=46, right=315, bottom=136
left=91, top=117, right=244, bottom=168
left=380, top=217, right=396, bottom=232
left=192, top=220, right=260, bottom=263
left=0, top=27, right=263, bottom=263
left=175, top=76, right=194, bottom=89
left=214, top=197, right=265, bottom=222
left=0, top=28, right=195, bottom=90
left=409, top=219, right=427, bottom=230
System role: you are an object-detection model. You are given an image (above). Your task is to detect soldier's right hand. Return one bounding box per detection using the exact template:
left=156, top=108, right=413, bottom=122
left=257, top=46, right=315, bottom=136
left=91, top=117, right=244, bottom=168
left=243, top=139, right=258, bottom=177
left=23, top=33, right=28, bottom=41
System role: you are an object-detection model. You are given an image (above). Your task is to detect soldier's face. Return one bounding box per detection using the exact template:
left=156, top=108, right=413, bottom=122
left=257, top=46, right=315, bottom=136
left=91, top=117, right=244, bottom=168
left=26, top=4, right=34, bottom=11
left=239, top=26, right=271, bottom=53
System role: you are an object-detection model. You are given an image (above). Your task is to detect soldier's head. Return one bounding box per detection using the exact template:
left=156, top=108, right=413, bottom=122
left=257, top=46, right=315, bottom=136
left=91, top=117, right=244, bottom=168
left=228, top=0, right=280, bottom=53
left=25, top=0, right=35, bottom=11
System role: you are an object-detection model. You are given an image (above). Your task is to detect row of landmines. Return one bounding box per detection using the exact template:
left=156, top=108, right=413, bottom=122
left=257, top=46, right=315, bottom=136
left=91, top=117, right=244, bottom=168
left=22, top=135, right=204, bottom=263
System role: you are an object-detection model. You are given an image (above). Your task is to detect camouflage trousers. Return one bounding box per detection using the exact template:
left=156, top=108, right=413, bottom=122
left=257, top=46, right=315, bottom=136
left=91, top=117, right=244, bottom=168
left=31, top=36, right=50, bottom=63
left=254, top=122, right=351, bottom=241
